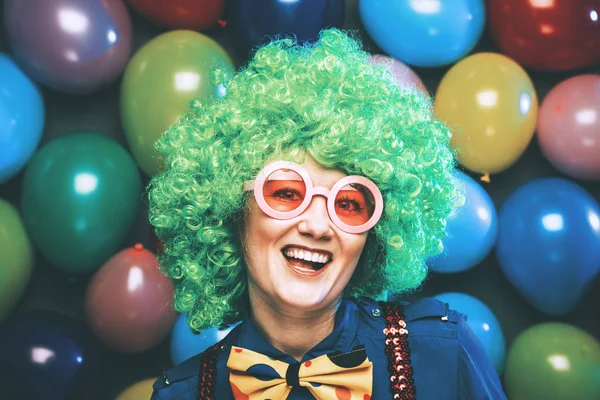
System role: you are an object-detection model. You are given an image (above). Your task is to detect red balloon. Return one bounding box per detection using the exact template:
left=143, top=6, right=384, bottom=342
left=85, top=244, right=176, bottom=353
left=126, top=0, right=225, bottom=30
left=487, top=0, right=600, bottom=71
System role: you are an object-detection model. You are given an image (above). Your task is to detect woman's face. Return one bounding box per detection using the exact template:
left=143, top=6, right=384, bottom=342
left=241, top=156, right=369, bottom=313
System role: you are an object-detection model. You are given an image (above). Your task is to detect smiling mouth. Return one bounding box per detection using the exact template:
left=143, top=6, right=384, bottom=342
left=281, top=247, right=332, bottom=273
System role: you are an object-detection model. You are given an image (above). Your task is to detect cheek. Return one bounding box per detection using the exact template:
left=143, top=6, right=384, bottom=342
left=345, top=234, right=368, bottom=259
left=337, top=235, right=368, bottom=283
left=244, top=204, right=284, bottom=237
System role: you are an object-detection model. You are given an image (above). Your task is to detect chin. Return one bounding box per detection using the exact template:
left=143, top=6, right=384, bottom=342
left=273, top=277, right=339, bottom=312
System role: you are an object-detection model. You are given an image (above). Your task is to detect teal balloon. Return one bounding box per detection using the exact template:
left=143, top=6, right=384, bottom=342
left=21, top=132, right=142, bottom=274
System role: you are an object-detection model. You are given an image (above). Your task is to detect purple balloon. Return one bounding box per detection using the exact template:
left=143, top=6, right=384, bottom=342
left=3, top=0, right=132, bottom=94
left=0, top=310, right=105, bottom=399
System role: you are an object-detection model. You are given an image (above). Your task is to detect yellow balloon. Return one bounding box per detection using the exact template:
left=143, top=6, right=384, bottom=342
left=435, top=52, right=538, bottom=174
left=121, top=30, right=234, bottom=177
left=115, top=377, right=157, bottom=400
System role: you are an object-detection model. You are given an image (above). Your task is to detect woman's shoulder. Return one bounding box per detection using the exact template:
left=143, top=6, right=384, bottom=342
left=355, top=295, right=467, bottom=337
left=149, top=354, right=203, bottom=400
left=370, top=295, right=507, bottom=399
left=150, top=334, right=234, bottom=400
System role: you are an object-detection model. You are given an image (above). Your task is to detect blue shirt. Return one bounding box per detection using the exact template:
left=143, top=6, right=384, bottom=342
left=151, top=297, right=507, bottom=399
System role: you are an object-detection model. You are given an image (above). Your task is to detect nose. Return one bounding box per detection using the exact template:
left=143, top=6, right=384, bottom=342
left=297, top=195, right=334, bottom=239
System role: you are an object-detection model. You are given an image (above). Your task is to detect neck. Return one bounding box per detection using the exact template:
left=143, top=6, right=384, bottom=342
left=248, top=289, right=341, bottom=361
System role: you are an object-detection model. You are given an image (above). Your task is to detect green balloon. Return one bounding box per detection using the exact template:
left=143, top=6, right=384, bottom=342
left=504, top=322, right=600, bottom=400
left=120, top=30, right=234, bottom=177
left=0, top=198, right=33, bottom=322
left=21, top=131, right=143, bottom=274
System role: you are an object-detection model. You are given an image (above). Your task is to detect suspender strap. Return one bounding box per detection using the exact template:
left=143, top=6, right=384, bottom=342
left=381, top=301, right=416, bottom=399
left=197, top=341, right=222, bottom=400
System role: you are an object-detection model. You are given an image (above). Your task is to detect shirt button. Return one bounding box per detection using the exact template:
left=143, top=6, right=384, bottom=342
left=371, top=308, right=381, bottom=317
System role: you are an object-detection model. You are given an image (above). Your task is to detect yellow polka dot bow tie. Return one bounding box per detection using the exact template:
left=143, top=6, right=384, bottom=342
left=226, top=344, right=373, bottom=400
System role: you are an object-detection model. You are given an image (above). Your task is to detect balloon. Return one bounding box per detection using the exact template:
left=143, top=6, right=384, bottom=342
left=0, top=53, right=44, bottom=184
left=359, top=0, right=485, bottom=67
left=85, top=244, right=177, bottom=353
left=537, top=74, right=600, bottom=180
left=126, top=0, right=225, bottom=30
left=120, top=30, right=233, bottom=177
left=3, top=0, right=132, bottom=94
left=428, top=171, right=497, bottom=273
left=369, top=55, right=427, bottom=94
left=487, top=0, right=600, bottom=71
left=0, top=199, right=33, bottom=322
left=504, top=323, right=600, bottom=400
left=171, top=313, right=239, bottom=365
left=433, top=292, right=505, bottom=374
left=497, top=178, right=600, bottom=316
left=0, top=310, right=104, bottom=399
left=435, top=53, right=538, bottom=175
left=20, top=131, right=142, bottom=275
left=229, top=0, right=345, bottom=52
left=116, top=377, right=158, bottom=400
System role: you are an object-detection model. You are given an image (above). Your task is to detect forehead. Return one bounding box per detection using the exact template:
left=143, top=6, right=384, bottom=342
left=288, top=155, right=347, bottom=188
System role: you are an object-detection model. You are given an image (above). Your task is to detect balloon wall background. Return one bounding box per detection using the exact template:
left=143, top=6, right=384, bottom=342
left=1, top=0, right=599, bottom=398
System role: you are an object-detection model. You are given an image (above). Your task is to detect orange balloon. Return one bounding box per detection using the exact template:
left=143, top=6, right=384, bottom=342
left=435, top=52, right=538, bottom=174
left=85, top=244, right=176, bottom=353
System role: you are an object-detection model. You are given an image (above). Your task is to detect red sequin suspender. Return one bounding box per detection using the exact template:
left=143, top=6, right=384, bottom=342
left=381, top=302, right=416, bottom=399
left=197, top=342, right=221, bottom=400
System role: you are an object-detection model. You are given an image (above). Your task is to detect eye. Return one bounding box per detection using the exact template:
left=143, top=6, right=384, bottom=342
left=263, top=180, right=306, bottom=210
left=272, top=187, right=303, bottom=202
left=335, top=195, right=365, bottom=213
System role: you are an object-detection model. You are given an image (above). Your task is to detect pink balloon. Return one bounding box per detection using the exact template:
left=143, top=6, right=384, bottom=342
left=537, top=75, right=600, bottom=180
left=85, top=244, right=176, bottom=353
left=370, top=55, right=428, bottom=94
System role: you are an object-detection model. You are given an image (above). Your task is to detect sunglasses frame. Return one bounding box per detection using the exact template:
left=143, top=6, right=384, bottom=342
left=243, top=161, right=383, bottom=234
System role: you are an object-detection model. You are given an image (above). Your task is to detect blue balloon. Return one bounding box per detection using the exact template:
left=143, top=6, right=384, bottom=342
left=359, top=0, right=485, bottom=67
left=229, top=0, right=345, bottom=53
left=429, top=171, right=497, bottom=273
left=0, top=53, right=45, bottom=184
left=0, top=310, right=104, bottom=399
left=170, top=313, right=240, bottom=365
left=497, top=178, right=600, bottom=316
left=433, top=292, right=505, bottom=374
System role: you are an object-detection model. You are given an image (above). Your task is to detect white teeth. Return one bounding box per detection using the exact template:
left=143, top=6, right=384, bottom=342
left=285, top=248, right=330, bottom=264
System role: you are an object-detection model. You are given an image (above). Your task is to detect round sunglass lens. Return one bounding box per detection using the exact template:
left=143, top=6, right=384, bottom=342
left=262, top=169, right=306, bottom=212
left=334, top=183, right=375, bottom=226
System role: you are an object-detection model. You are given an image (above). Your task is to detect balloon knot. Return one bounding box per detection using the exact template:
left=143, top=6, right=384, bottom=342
left=480, top=173, right=491, bottom=183
left=134, top=243, right=144, bottom=251
left=217, top=19, right=227, bottom=28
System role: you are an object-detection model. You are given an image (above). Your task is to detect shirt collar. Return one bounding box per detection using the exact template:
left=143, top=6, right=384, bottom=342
left=236, top=298, right=360, bottom=363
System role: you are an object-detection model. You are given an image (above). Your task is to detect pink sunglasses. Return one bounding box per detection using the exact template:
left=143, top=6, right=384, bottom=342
left=243, top=161, right=383, bottom=234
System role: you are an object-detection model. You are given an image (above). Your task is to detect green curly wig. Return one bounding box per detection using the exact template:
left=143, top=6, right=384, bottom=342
left=147, top=29, right=463, bottom=332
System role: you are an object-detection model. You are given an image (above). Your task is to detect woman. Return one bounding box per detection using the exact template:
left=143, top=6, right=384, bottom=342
left=148, top=29, right=506, bottom=399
